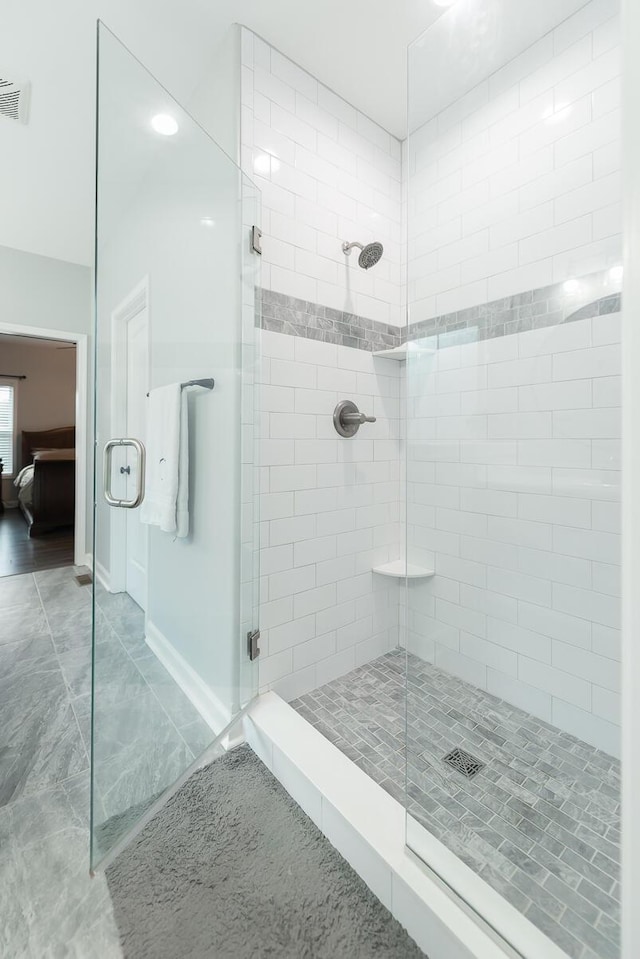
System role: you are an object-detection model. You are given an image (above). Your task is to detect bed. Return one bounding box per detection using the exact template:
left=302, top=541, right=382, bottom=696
left=14, top=426, right=76, bottom=537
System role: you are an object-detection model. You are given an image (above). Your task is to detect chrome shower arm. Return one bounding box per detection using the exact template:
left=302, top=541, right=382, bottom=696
left=342, top=241, right=364, bottom=255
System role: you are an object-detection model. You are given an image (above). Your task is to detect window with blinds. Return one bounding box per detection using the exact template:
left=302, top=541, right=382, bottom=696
left=0, top=384, right=16, bottom=476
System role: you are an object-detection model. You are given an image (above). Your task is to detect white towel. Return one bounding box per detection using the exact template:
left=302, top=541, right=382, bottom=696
left=140, top=384, right=189, bottom=538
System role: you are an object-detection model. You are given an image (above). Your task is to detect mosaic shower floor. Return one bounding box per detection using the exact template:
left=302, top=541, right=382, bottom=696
left=292, top=650, right=620, bottom=959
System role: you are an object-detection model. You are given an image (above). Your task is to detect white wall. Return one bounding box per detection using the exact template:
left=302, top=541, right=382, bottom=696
left=408, top=0, right=589, bottom=134
left=258, top=330, right=402, bottom=700
left=0, top=244, right=91, bottom=547
left=240, top=28, right=403, bottom=328
left=408, top=0, right=622, bottom=322
left=95, top=27, right=248, bottom=719
left=406, top=0, right=622, bottom=756
left=237, top=30, right=407, bottom=698
left=187, top=25, right=242, bottom=163
left=0, top=245, right=91, bottom=336
left=406, top=316, right=621, bottom=756
left=2, top=341, right=76, bottom=439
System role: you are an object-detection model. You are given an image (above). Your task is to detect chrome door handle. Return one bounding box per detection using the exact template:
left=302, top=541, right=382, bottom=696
left=103, top=438, right=146, bottom=508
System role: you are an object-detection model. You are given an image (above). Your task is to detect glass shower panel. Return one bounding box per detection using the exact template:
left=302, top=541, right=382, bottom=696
left=406, top=3, right=621, bottom=957
left=91, top=24, right=260, bottom=868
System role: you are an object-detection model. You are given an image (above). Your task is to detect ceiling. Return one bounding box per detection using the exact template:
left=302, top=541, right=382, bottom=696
left=0, top=0, right=442, bottom=268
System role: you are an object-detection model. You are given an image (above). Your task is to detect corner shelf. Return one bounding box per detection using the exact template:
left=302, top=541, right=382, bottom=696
left=373, top=343, right=436, bottom=361
left=372, top=560, right=435, bottom=580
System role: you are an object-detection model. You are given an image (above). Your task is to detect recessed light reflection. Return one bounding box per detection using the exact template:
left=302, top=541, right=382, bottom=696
left=253, top=152, right=281, bottom=176
left=151, top=113, right=179, bottom=136
left=542, top=102, right=572, bottom=125
left=608, top=264, right=624, bottom=284
left=563, top=278, right=580, bottom=295
left=200, top=218, right=216, bottom=228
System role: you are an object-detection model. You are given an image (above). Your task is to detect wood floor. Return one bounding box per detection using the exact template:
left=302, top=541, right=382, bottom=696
left=0, top=507, right=74, bottom=577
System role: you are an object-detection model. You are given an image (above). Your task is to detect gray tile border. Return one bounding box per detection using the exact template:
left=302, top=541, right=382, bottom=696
left=258, top=289, right=402, bottom=352
left=258, top=269, right=622, bottom=354
left=406, top=268, right=622, bottom=348
left=292, top=649, right=621, bottom=958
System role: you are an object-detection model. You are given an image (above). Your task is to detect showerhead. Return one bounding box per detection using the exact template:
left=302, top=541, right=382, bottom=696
left=342, top=240, right=384, bottom=270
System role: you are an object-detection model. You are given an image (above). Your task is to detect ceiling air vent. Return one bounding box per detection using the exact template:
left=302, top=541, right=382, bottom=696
left=0, top=79, right=30, bottom=124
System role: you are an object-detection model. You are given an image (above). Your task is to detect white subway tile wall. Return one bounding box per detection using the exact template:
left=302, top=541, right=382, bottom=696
left=407, top=0, right=622, bottom=323
left=406, top=315, right=621, bottom=756
left=241, top=28, right=403, bottom=328
left=258, top=330, right=402, bottom=700
left=241, top=9, right=622, bottom=760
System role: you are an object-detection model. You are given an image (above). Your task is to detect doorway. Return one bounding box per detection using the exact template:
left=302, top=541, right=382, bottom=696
left=0, top=330, right=87, bottom=576
left=107, top=278, right=149, bottom=609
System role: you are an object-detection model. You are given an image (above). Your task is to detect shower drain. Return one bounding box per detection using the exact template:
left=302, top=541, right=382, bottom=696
left=442, top=747, right=485, bottom=780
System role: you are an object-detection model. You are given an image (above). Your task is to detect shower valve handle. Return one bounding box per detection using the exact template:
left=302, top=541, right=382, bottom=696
left=341, top=411, right=376, bottom=425
left=333, top=400, right=376, bottom=437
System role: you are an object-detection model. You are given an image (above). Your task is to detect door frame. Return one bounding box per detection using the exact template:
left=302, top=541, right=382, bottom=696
left=0, top=320, right=88, bottom=568
left=107, top=276, right=150, bottom=595
left=623, top=0, right=640, bottom=954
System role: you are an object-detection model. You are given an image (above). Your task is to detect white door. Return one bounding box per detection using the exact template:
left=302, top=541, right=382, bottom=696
left=124, top=309, right=148, bottom=608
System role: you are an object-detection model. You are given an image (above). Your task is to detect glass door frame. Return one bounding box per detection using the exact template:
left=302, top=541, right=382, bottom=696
left=90, top=20, right=262, bottom=871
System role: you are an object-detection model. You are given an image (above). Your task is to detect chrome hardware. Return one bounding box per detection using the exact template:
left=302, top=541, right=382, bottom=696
left=341, top=239, right=384, bottom=270
left=333, top=400, right=377, bottom=438
left=181, top=377, right=214, bottom=391
left=120, top=465, right=130, bottom=475
left=248, top=628, right=261, bottom=661
left=103, top=438, right=146, bottom=508
left=251, top=225, right=263, bottom=255
left=146, top=378, right=214, bottom=398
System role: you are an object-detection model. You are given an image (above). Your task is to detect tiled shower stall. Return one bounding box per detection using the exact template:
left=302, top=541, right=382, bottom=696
left=243, top=5, right=621, bottom=745
left=241, top=4, right=621, bottom=956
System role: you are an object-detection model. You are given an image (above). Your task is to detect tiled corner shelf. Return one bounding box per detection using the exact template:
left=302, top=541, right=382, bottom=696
left=372, top=560, right=435, bottom=579
left=373, top=343, right=436, bottom=360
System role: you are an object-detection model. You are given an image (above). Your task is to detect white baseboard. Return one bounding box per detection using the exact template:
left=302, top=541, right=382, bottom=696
left=92, top=559, right=113, bottom=593
left=146, top=619, right=232, bottom=736
left=245, top=693, right=567, bottom=959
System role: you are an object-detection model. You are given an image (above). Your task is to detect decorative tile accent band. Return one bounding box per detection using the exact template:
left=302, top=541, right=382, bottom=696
left=406, top=269, right=622, bottom=348
left=257, top=270, right=622, bottom=352
left=258, top=289, right=402, bottom=352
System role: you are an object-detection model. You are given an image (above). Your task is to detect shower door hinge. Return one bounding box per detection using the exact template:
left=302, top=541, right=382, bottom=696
left=251, top=225, right=262, bottom=255
left=248, top=628, right=261, bottom=661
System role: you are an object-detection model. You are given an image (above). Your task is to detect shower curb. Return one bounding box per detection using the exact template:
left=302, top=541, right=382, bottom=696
left=243, top=692, right=550, bottom=959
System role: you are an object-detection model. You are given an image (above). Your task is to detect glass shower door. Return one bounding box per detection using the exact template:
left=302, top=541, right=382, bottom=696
left=405, top=3, right=622, bottom=958
left=91, top=24, right=261, bottom=869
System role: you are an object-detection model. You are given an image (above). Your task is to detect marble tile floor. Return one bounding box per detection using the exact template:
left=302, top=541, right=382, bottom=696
left=0, top=565, right=214, bottom=956
left=292, top=650, right=621, bottom=959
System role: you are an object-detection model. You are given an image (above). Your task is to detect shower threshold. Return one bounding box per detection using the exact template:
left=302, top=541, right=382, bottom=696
left=291, top=650, right=620, bottom=959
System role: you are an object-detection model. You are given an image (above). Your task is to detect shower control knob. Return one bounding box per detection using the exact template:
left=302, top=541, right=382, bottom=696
left=333, top=400, right=377, bottom=437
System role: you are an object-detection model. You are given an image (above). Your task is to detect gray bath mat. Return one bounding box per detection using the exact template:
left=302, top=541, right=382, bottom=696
left=106, top=744, right=425, bottom=958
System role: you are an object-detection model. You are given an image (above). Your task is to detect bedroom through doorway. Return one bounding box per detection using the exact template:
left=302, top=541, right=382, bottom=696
left=0, top=333, right=78, bottom=576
